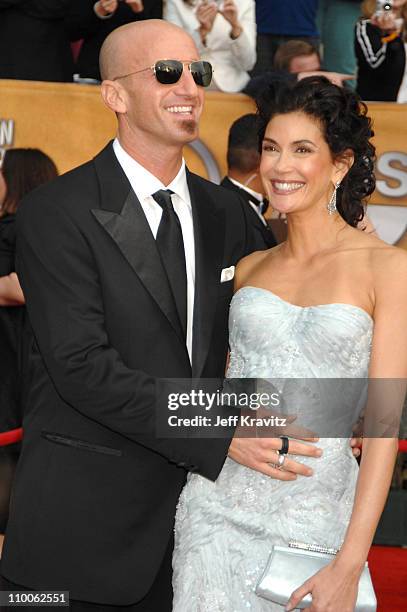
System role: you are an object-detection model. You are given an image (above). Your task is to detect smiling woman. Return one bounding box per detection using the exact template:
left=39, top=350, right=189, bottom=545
left=256, top=76, right=376, bottom=227
left=172, top=77, right=406, bottom=612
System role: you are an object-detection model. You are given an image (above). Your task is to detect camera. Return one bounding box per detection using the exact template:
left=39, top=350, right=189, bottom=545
left=375, top=0, right=393, bottom=16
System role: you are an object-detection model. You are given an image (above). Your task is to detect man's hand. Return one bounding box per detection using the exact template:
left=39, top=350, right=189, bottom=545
left=350, top=414, right=363, bottom=458
left=94, top=0, right=118, bottom=17
left=350, top=436, right=362, bottom=458
left=228, top=435, right=322, bottom=480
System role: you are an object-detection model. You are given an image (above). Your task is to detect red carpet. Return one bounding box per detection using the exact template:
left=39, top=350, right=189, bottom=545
left=0, top=428, right=22, bottom=446
left=368, top=546, right=407, bottom=610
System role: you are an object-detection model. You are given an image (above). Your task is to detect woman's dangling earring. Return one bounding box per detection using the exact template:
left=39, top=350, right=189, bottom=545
left=327, top=180, right=341, bottom=215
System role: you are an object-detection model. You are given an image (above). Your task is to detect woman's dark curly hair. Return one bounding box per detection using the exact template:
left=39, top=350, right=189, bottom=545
left=256, top=76, right=376, bottom=227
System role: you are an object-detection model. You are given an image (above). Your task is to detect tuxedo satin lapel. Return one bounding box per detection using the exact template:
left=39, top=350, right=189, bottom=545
left=93, top=141, right=131, bottom=214
left=188, top=173, right=225, bottom=378
left=221, top=177, right=258, bottom=208
left=92, top=145, right=184, bottom=342
left=221, top=176, right=242, bottom=199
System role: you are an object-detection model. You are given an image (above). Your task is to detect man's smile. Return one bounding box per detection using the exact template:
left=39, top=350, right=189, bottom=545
left=165, top=105, right=194, bottom=115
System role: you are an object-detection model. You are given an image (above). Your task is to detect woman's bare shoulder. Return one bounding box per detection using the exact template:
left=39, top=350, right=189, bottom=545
left=358, top=234, right=407, bottom=309
left=350, top=229, right=407, bottom=276
left=371, top=241, right=407, bottom=281
left=346, top=226, right=398, bottom=260
left=234, top=245, right=282, bottom=290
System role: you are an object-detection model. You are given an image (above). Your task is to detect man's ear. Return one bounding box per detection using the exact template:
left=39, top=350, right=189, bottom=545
left=100, top=80, right=128, bottom=114
left=333, top=148, right=354, bottom=183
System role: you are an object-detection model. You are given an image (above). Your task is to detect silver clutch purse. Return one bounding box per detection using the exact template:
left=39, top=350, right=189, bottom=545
left=255, top=542, right=377, bottom=611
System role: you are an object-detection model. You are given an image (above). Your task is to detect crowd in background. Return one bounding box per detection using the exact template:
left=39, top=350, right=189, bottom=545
left=0, top=0, right=406, bottom=101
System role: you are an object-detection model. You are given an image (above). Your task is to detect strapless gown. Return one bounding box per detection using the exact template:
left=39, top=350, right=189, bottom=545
left=172, top=286, right=373, bottom=611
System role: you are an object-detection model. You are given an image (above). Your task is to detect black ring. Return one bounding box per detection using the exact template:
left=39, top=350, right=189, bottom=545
left=278, top=436, right=289, bottom=455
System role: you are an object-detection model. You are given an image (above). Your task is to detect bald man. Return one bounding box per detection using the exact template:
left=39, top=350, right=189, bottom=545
left=0, top=20, right=319, bottom=611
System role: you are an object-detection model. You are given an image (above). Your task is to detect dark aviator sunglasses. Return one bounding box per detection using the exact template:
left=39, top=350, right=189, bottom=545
left=113, top=59, right=213, bottom=87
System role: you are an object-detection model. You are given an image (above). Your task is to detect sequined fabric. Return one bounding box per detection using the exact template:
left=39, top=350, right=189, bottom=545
left=173, top=286, right=373, bottom=611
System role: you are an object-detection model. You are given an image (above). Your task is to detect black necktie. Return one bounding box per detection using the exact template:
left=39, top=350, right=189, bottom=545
left=260, top=198, right=269, bottom=216
left=152, top=189, right=187, bottom=338
left=251, top=196, right=269, bottom=216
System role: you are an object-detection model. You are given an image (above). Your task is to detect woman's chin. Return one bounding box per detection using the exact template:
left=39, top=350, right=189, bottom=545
left=268, top=201, right=295, bottom=215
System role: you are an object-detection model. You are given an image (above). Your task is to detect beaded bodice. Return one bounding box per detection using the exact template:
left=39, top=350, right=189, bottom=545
left=227, top=286, right=373, bottom=379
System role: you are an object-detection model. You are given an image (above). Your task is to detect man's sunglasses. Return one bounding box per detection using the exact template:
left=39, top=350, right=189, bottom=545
left=113, top=59, right=213, bottom=87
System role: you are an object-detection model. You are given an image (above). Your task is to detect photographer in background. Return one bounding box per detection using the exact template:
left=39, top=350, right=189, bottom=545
left=164, top=0, right=256, bottom=93
left=355, top=0, right=407, bottom=101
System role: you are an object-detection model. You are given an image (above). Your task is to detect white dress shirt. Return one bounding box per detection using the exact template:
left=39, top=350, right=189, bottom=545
left=113, top=138, right=195, bottom=361
left=228, top=177, right=268, bottom=227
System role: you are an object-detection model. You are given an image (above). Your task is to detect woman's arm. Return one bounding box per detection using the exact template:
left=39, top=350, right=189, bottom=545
left=287, top=247, right=407, bottom=611
left=0, top=272, right=25, bottom=305
left=333, top=248, right=407, bottom=571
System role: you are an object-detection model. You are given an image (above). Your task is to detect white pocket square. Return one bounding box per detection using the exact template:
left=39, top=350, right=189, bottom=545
left=220, top=265, right=235, bottom=283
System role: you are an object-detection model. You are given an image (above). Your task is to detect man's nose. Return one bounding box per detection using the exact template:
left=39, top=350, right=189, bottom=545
left=174, top=65, right=199, bottom=97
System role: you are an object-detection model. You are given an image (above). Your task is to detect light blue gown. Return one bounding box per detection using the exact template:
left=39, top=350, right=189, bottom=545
left=173, top=286, right=373, bottom=611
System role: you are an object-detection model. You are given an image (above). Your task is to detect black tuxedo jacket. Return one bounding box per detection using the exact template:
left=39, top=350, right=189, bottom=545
left=1, top=143, right=267, bottom=605
left=220, top=176, right=277, bottom=248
